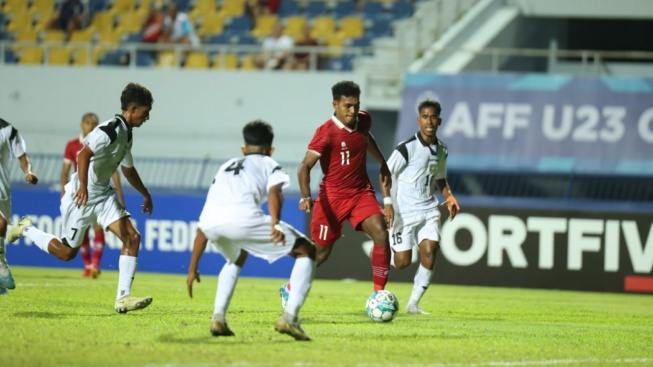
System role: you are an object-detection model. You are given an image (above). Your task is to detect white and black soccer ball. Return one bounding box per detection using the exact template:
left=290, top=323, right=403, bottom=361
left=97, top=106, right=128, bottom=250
left=366, top=290, right=399, bottom=322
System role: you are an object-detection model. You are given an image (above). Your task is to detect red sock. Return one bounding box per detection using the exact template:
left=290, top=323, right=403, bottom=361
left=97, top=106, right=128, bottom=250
left=91, top=229, right=105, bottom=267
left=371, top=244, right=390, bottom=291
left=80, top=237, right=91, bottom=266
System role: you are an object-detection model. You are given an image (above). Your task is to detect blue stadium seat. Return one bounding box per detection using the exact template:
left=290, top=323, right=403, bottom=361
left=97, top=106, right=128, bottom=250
left=4, top=49, right=16, bottom=64
left=88, top=0, right=108, bottom=16
left=206, top=31, right=236, bottom=44
left=277, top=0, right=300, bottom=17
left=0, top=31, right=8, bottom=41
left=225, top=15, right=252, bottom=35
left=136, top=51, right=154, bottom=67
left=391, top=0, right=412, bottom=19
left=0, top=13, right=5, bottom=27
left=99, top=50, right=129, bottom=66
left=328, top=54, right=354, bottom=71
left=305, top=1, right=327, bottom=18
left=174, top=0, right=191, bottom=12
left=351, top=34, right=372, bottom=47
left=369, top=18, right=392, bottom=37
left=123, top=32, right=143, bottom=43
left=237, top=35, right=258, bottom=45
left=361, top=2, right=384, bottom=20
left=333, top=2, right=356, bottom=18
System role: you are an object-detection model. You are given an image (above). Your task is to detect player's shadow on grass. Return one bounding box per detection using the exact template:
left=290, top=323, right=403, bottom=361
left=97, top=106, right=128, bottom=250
left=13, top=311, right=64, bottom=319
left=159, top=333, right=285, bottom=345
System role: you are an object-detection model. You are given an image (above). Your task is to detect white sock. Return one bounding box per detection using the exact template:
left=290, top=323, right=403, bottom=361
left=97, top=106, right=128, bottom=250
left=0, top=237, right=6, bottom=265
left=213, top=263, right=241, bottom=316
left=409, top=264, right=433, bottom=305
left=285, top=257, right=315, bottom=318
left=116, top=255, right=137, bottom=300
left=22, top=226, right=55, bottom=254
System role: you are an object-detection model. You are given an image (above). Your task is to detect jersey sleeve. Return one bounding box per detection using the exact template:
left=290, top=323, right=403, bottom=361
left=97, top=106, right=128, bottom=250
left=121, top=142, right=134, bottom=168
left=436, top=143, right=448, bottom=180
left=63, top=140, right=75, bottom=163
left=84, top=127, right=111, bottom=154
left=10, top=129, right=27, bottom=158
left=307, top=126, right=330, bottom=157
left=386, top=148, right=407, bottom=176
left=267, top=158, right=290, bottom=191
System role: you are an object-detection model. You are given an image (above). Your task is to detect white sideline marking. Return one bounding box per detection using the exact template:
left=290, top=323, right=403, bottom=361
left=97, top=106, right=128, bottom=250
left=138, top=358, right=653, bottom=367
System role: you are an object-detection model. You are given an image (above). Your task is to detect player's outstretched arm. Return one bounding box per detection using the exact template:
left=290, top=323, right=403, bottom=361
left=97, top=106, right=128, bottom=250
left=436, top=179, right=459, bottom=221
left=297, top=151, right=319, bottom=213
left=74, top=146, right=94, bottom=207
left=121, top=166, right=153, bottom=216
left=18, top=154, right=38, bottom=185
left=268, top=183, right=286, bottom=245
left=187, top=229, right=208, bottom=298
left=60, top=160, right=71, bottom=197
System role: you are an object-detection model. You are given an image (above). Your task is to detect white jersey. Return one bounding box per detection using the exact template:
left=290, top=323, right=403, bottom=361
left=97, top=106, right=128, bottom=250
left=199, top=154, right=290, bottom=226
left=0, top=119, right=27, bottom=201
left=387, top=133, right=448, bottom=217
left=69, top=115, right=134, bottom=205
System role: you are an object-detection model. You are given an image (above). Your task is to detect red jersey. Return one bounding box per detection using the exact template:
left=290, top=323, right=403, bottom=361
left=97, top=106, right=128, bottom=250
left=63, top=135, right=84, bottom=171
left=307, top=111, right=375, bottom=198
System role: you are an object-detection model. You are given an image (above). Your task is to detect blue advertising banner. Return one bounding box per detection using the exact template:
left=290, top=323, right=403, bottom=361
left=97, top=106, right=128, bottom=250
left=398, top=73, right=653, bottom=175
left=6, top=188, right=304, bottom=278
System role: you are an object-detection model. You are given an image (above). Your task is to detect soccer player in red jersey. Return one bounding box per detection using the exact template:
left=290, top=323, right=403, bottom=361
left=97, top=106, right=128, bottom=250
left=61, top=113, right=125, bottom=278
left=298, top=80, right=394, bottom=291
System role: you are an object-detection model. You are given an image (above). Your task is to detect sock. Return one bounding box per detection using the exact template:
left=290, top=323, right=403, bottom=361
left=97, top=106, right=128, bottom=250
left=116, top=255, right=137, bottom=300
left=408, top=264, right=433, bottom=305
left=285, top=257, right=315, bottom=318
left=91, top=239, right=104, bottom=267
left=0, top=237, right=6, bottom=265
left=213, top=263, right=241, bottom=316
left=371, top=244, right=390, bottom=291
left=80, top=237, right=91, bottom=267
left=22, top=226, right=56, bottom=254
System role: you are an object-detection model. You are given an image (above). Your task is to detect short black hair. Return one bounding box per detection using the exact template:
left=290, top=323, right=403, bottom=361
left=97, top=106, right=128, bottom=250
left=332, top=80, right=360, bottom=101
left=82, top=112, right=98, bottom=123
left=418, top=99, right=442, bottom=116
left=243, top=119, right=274, bottom=146
left=121, top=82, right=154, bottom=111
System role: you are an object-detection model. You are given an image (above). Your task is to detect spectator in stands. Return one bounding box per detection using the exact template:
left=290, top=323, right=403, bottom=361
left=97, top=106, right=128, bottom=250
left=47, top=0, right=88, bottom=38
left=255, top=24, right=294, bottom=70
left=142, top=3, right=165, bottom=43
left=161, top=2, right=200, bottom=47
left=288, top=25, right=319, bottom=70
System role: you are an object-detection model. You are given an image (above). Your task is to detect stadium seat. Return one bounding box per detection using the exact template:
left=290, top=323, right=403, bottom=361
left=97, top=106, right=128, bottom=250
left=107, top=0, right=136, bottom=16
left=310, top=16, right=335, bottom=40
left=196, top=12, right=225, bottom=37
left=333, top=1, right=355, bottom=18
left=14, top=29, right=39, bottom=42
left=224, top=15, right=251, bottom=35
left=305, top=1, right=327, bottom=18
left=237, top=35, right=258, bottom=45
left=251, top=14, right=277, bottom=38
left=369, top=18, right=392, bottom=37
left=116, top=11, right=145, bottom=34
left=156, top=51, right=177, bottom=68
left=3, top=49, right=16, bottom=63
left=48, top=47, right=72, bottom=65
left=391, top=0, right=412, bottom=19
left=98, top=50, right=129, bottom=65
left=219, top=0, right=245, bottom=18
left=339, top=17, right=364, bottom=39
left=277, top=0, right=300, bottom=17
left=31, top=8, right=55, bottom=32
left=30, top=0, right=56, bottom=13
left=6, top=11, right=33, bottom=32
left=361, top=1, right=384, bottom=20
left=97, top=29, right=123, bottom=44
left=73, top=48, right=101, bottom=66
left=0, top=31, right=8, bottom=41
left=18, top=47, right=44, bottom=64
left=184, top=51, right=209, bottom=69
left=88, top=0, right=108, bottom=16
left=212, top=53, right=238, bottom=69
left=89, top=12, right=115, bottom=33
left=175, top=0, right=192, bottom=12
left=239, top=54, right=257, bottom=70
left=206, top=31, right=236, bottom=45
left=283, top=16, right=307, bottom=39
left=42, top=29, right=65, bottom=43
left=328, top=53, right=354, bottom=71
left=2, top=0, right=27, bottom=13
left=188, top=0, right=217, bottom=21
left=135, top=51, right=154, bottom=66
left=123, top=32, right=143, bottom=43
left=69, top=28, right=96, bottom=43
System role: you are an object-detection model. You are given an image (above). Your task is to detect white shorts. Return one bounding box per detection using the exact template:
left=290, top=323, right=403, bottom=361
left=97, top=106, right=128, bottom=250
left=390, top=212, right=440, bottom=252
left=60, top=189, right=129, bottom=248
left=0, top=199, right=10, bottom=221
left=199, top=215, right=309, bottom=264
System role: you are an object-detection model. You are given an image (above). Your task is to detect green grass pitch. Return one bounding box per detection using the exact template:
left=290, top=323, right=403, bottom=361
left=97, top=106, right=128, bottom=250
left=1, top=266, right=652, bottom=367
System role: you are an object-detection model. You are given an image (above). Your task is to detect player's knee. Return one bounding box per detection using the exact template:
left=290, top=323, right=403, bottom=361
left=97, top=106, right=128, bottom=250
left=394, top=252, right=411, bottom=269
left=294, top=240, right=316, bottom=260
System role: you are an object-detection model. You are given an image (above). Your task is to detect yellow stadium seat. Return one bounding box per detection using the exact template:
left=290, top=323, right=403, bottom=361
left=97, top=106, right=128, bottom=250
left=213, top=53, right=238, bottom=69
left=42, top=30, right=65, bottom=43
left=324, top=32, right=347, bottom=57
left=97, top=30, right=123, bottom=44
left=283, top=16, right=307, bottom=39
left=69, top=28, right=96, bottom=43
left=219, top=0, right=245, bottom=18
left=89, top=12, right=115, bottom=33
left=2, top=0, right=27, bottom=13
left=48, top=47, right=72, bottom=65
left=251, top=14, right=277, bottom=38
left=115, top=11, right=145, bottom=34
left=340, top=17, right=364, bottom=39
left=30, top=0, right=56, bottom=13
left=184, top=52, right=210, bottom=69
left=14, top=29, right=40, bottom=42
left=108, top=0, right=136, bottom=15
left=196, top=12, right=224, bottom=37
left=157, top=51, right=178, bottom=68
left=31, top=9, right=55, bottom=32
left=310, top=16, right=335, bottom=40
left=18, top=47, right=44, bottom=64
left=189, top=0, right=218, bottom=21
left=240, top=54, right=257, bottom=70
left=72, top=48, right=101, bottom=66
left=6, top=11, right=34, bottom=32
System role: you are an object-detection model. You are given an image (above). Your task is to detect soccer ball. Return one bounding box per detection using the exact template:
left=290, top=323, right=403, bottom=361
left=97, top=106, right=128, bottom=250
left=366, top=290, right=399, bottom=322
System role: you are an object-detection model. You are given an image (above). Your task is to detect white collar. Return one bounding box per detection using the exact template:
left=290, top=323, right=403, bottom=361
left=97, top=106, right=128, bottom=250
left=78, top=134, right=84, bottom=143
left=331, top=114, right=357, bottom=132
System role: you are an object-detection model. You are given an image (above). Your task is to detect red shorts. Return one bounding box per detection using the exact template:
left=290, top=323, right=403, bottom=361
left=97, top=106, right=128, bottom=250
left=310, top=192, right=384, bottom=247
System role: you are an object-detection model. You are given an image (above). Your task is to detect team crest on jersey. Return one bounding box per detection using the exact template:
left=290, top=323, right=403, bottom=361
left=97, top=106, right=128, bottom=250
left=429, top=160, right=437, bottom=174
left=341, top=141, right=347, bottom=150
